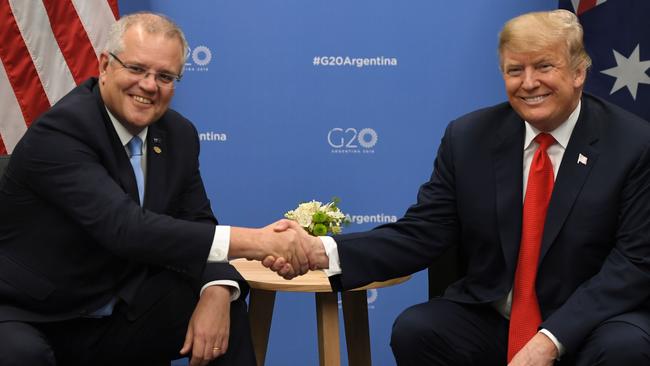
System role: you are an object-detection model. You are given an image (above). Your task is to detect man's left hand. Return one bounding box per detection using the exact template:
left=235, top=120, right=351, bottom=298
left=180, top=285, right=231, bottom=366
left=508, top=332, right=558, bottom=366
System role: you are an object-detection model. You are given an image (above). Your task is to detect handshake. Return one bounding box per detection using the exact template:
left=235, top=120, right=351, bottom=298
left=230, top=219, right=331, bottom=279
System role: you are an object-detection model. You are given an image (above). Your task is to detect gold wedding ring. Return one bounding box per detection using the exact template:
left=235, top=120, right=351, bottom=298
left=213, top=347, right=221, bottom=351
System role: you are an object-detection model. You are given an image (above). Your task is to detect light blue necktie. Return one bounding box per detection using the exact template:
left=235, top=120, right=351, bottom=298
left=89, top=137, right=143, bottom=317
left=127, top=136, right=145, bottom=205
left=88, top=137, right=144, bottom=317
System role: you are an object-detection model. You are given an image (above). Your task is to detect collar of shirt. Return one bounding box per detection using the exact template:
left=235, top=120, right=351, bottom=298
left=105, top=107, right=148, bottom=152
left=523, top=100, right=581, bottom=153
left=105, top=107, right=149, bottom=180
left=520, top=100, right=581, bottom=200
left=522, top=100, right=581, bottom=181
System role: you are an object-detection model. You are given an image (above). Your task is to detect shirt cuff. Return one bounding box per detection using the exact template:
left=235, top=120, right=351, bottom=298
left=538, top=329, right=565, bottom=358
left=320, top=236, right=341, bottom=276
left=200, top=280, right=241, bottom=301
left=207, top=225, right=230, bottom=262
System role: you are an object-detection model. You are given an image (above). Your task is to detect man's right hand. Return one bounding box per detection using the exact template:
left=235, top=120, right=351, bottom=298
left=260, top=220, right=330, bottom=278
left=229, top=220, right=311, bottom=277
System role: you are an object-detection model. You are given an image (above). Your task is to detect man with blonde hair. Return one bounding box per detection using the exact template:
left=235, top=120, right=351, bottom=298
left=273, top=9, right=650, bottom=365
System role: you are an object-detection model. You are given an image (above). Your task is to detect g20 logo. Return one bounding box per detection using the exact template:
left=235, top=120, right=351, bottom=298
left=185, top=45, right=212, bottom=68
left=191, top=46, right=212, bottom=66
left=327, top=127, right=378, bottom=149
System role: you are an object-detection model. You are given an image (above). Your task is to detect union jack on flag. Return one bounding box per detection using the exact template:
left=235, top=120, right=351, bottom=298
left=559, top=0, right=650, bottom=121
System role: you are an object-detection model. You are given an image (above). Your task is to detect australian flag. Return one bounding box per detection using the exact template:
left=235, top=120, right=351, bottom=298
left=558, top=0, right=650, bottom=121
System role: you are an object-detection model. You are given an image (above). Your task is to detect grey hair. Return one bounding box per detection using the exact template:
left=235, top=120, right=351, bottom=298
left=105, top=12, right=189, bottom=73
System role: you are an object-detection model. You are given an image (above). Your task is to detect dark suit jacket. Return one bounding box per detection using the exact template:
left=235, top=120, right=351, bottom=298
left=331, top=93, right=650, bottom=353
left=0, top=78, right=245, bottom=322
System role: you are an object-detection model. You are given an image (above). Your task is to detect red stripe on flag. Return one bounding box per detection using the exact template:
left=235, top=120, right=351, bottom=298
left=0, top=136, right=7, bottom=155
left=42, top=0, right=99, bottom=84
left=108, top=0, right=119, bottom=20
left=577, top=0, right=597, bottom=15
left=0, top=0, right=51, bottom=126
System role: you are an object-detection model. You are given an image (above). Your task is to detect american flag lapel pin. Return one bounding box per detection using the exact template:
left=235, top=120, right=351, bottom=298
left=577, top=153, right=588, bottom=165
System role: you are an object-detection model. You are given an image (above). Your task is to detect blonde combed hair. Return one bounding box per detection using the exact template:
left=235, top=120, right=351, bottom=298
left=498, top=9, right=591, bottom=72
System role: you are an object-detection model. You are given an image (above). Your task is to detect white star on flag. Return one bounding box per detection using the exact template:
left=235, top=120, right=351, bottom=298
left=600, top=44, right=650, bottom=100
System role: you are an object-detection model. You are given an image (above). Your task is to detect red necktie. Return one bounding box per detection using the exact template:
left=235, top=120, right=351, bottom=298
left=507, top=133, right=556, bottom=361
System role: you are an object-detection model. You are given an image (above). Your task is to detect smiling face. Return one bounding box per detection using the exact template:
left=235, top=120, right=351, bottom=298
left=498, top=10, right=591, bottom=132
left=501, top=44, right=586, bottom=132
left=98, top=24, right=183, bottom=135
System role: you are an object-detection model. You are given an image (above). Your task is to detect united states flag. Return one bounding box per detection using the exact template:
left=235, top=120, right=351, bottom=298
left=0, top=0, right=119, bottom=155
left=559, top=0, right=650, bottom=121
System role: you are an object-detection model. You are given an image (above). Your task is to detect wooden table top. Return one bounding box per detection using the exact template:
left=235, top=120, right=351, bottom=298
left=230, top=258, right=410, bottom=293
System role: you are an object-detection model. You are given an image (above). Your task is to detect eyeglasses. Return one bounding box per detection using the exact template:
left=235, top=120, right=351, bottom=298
left=109, top=52, right=182, bottom=89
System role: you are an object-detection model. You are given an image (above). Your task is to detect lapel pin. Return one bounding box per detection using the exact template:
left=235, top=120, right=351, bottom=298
left=577, top=153, right=588, bottom=165
left=152, top=137, right=162, bottom=154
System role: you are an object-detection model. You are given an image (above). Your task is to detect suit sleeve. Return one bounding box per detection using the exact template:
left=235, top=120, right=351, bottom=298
left=332, top=123, right=461, bottom=290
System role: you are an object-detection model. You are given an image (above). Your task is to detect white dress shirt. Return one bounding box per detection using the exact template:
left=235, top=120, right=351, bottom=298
left=320, top=101, right=582, bottom=356
left=107, top=109, right=239, bottom=300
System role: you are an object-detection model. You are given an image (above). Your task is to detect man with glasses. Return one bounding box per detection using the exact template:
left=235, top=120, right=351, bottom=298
left=0, top=12, right=308, bottom=366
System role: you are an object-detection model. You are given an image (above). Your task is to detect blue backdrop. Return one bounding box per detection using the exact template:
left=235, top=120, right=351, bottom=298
left=118, top=1, right=557, bottom=365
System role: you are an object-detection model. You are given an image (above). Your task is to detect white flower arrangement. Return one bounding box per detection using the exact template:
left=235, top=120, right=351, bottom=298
left=284, top=198, right=349, bottom=236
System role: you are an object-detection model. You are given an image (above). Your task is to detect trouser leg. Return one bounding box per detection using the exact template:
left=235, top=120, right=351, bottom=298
left=390, top=298, right=508, bottom=366
left=0, top=321, right=56, bottom=366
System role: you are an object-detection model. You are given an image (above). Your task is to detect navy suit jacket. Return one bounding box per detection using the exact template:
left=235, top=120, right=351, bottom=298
left=0, top=78, right=245, bottom=322
left=331, top=94, right=650, bottom=353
